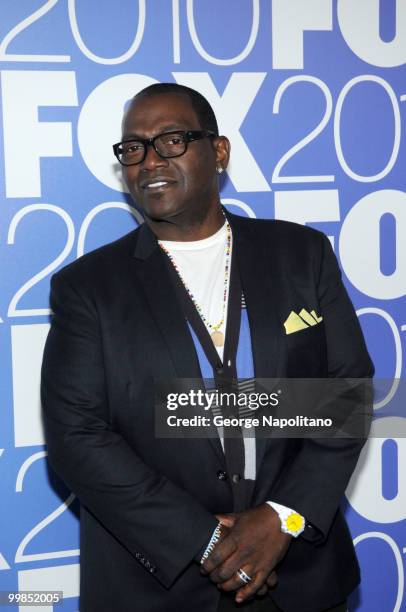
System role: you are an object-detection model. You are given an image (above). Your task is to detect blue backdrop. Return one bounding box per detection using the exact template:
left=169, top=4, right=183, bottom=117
left=0, top=1, right=405, bottom=610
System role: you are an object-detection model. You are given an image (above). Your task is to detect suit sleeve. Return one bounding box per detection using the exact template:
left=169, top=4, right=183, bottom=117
left=265, top=233, right=374, bottom=541
left=41, top=271, right=218, bottom=588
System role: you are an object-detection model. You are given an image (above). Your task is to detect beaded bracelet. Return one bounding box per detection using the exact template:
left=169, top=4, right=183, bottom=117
left=200, top=523, right=222, bottom=564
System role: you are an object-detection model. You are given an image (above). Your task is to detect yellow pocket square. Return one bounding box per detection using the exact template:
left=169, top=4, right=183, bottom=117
left=284, top=309, right=323, bottom=334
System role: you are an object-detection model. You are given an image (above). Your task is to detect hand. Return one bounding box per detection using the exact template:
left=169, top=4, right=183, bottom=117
left=215, top=512, right=278, bottom=598
left=202, top=504, right=291, bottom=604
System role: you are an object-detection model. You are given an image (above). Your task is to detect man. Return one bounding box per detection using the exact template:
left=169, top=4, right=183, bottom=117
left=41, top=83, right=374, bottom=612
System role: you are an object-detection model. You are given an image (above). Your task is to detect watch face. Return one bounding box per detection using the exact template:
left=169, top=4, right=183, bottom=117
left=286, top=513, right=304, bottom=533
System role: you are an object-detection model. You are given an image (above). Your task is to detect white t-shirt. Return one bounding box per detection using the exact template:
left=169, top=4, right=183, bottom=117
left=158, top=221, right=231, bottom=361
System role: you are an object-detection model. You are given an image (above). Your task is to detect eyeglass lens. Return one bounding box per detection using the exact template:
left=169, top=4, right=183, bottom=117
left=118, top=132, right=186, bottom=165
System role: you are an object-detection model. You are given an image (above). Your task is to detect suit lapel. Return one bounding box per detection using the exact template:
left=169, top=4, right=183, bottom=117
left=132, top=222, right=225, bottom=463
left=132, top=222, right=202, bottom=378
left=226, top=211, right=285, bottom=378
left=225, top=211, right=286, bottom=468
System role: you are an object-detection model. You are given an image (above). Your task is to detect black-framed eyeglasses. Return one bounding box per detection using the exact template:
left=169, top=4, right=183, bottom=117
left=112, top=130, right=216, bottom=166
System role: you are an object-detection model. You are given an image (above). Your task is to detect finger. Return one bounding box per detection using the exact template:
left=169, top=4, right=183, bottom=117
left=235, top=571, right=267, bottom=604
left=216, top=565, right=255, bottom=592
left=208, top=551, right=243, bottom=585
left=201, top=535, right=237, bottom=575
left=256, top=584, right=268, bottom=597
left=223, top=567, right=276, bottom=595
left=267, top=571, right=278, bottom=588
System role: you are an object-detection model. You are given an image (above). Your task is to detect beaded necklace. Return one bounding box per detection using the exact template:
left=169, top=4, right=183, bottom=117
left=159, top=221, right=231, bottom=347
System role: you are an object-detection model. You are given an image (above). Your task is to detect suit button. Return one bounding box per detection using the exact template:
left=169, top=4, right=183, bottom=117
left=149, top=566, right=156, bottom=573
left=217, top=470, right=228, bottom=481
left=232, top=474, right=241, bottom=484
left=216, top=367, right=224, bottom=375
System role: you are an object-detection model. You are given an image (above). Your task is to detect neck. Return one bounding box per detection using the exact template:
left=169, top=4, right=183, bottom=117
left=145, top=204, right=225, bottom=241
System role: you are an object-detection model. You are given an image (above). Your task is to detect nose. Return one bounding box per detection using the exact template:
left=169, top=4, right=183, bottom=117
left=140, top=142, right=169, bottom=170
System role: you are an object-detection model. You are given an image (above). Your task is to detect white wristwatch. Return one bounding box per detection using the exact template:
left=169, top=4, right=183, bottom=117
left=268, top=502, right=305, bottom=538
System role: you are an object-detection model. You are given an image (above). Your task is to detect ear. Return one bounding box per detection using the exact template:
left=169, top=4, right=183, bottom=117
left=214, top=136, right=231, bottom=173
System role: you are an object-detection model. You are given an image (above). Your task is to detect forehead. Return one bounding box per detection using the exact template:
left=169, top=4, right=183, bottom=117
left=122, top=92, right=201, bottom=138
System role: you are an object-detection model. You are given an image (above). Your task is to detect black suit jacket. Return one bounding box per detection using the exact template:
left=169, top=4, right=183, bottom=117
left=41, top=210, right=374, bottom=612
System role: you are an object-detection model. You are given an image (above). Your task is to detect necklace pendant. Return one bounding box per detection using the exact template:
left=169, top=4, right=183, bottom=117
left=211, top=330, right=225, bottom=347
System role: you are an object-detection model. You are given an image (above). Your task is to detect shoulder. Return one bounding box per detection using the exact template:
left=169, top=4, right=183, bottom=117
left=228, top=212, right=326, bottom=252
left=227, top=212, right=333, bottom=283
left=53, top=225, right=141, bottom=288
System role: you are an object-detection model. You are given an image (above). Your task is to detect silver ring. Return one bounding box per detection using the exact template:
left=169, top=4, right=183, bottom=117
left=236, top=568, right=252, bottom=584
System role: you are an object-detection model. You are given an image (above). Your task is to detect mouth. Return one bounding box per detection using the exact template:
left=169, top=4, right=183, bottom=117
left=140, top=179, right=176, bottom=190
